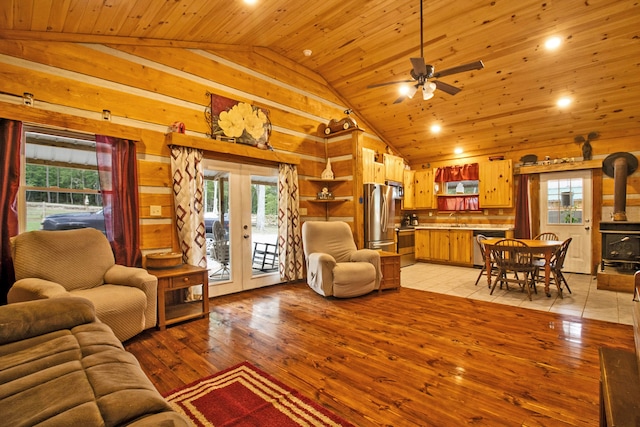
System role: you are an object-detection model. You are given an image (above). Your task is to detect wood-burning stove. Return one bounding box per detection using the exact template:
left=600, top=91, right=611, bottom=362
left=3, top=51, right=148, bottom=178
left=600, top=221, right=640, bottom=272
left=599, top=152, right=639, bottom=273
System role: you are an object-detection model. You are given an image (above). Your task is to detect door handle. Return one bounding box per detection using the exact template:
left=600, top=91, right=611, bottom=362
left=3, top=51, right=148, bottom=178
left=244, top=234, right=250, bottom=239
left=584, top=226, right=590, bottom=231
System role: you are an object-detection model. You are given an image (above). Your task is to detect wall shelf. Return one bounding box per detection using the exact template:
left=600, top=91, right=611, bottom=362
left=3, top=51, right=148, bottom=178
left=165, top=132, right=300, bottom=165
left=308, top=198, right=348, bottom=203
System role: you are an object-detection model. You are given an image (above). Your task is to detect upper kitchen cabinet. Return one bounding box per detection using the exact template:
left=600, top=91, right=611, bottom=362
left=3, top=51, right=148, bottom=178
left=479, top=159, right=513, bottom=208
left=362, top=148, right=385, bottom=184
left=403, top=169, right=415, bottom=209
left=384, top=154, right=405, bottom=183
left=414, top=169, right=436, bottom=209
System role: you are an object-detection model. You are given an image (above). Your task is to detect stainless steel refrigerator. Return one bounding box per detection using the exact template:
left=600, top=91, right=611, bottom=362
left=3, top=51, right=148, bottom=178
left=364, top=183, right=395, bottom=252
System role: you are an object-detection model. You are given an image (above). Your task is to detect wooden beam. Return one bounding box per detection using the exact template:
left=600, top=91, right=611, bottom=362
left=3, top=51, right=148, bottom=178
left=0, top=29, right=254, bottom=51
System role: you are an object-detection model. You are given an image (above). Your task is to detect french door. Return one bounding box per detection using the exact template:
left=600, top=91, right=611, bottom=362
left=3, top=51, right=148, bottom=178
left=203, top=159, right=281, bottom=297
left=540, top=170, right=593, bottom=273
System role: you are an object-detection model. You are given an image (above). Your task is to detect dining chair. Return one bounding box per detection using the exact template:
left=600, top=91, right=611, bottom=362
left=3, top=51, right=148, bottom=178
left=533, top=237, right=572, bottom=297
left=474, top=234, right=492, bottom=287
left=532, top=232, right=559, bottom=262
left=534, top=232, right=559, bottom=241
left=489, top=239, right=537, bottom=300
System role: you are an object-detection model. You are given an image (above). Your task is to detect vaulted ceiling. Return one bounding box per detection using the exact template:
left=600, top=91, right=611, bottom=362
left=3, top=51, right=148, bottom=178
left=1, top=0, right=638, bottom=164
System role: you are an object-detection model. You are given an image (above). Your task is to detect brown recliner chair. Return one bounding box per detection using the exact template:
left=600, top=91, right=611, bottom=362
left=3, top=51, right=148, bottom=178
left=8, top=228, right=157, bottom=341
left=301, top=221, right=381, bottom=298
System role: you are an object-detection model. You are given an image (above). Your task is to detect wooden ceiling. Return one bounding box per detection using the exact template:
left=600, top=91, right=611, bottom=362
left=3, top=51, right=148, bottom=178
left=1, top=0, right=638, bottom=163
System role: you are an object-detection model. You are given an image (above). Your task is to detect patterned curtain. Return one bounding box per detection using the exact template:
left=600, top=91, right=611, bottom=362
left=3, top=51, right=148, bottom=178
left=278, top=164, right=304, bottom=281
left=170, top=146, right=207, bottom=271
left=95, top=135, right=142, bottom=267
left=0, top=119, right=22, bottom=305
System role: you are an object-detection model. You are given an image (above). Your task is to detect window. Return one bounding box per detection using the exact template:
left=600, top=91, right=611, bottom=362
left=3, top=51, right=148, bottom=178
left=21, top=126, right=103, bottom=232
left=546, top=177, right=583, bottom=224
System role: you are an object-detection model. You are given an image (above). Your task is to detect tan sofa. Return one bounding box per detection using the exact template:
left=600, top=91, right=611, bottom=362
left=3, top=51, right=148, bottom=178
left=302, top=221, right=381, bottom=297
left=8, top=228, right=157, bottom=341
left=0, top=297, right=189, bottom=426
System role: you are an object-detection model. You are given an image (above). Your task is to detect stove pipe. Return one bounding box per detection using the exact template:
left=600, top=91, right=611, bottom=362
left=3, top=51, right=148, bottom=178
left=602, top=152, right=638, bottom=221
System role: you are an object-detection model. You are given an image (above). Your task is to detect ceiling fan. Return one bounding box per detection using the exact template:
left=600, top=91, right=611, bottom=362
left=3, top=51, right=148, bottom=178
left=368, top=0, right=485, bottom=104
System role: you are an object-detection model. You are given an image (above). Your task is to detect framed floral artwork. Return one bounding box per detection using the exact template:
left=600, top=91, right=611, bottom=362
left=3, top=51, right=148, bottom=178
left=205, top=92, right=272, bottom=150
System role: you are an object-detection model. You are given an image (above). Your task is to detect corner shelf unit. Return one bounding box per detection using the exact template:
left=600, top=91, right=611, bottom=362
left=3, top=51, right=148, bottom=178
left=306, top=178, right=350, bottom=219
left=306, top=178, right=350, bottom=203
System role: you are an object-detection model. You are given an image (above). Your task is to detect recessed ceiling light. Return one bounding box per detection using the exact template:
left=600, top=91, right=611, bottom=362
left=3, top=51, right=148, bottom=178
left=243, top=0, right=257, bottom=4
left=454, top=147, right=463, bottom=154
left=303, top=49, right=312, bottom=57
left=430, top=124, right=441, bottom=133
left=557, top=97, right=572, bottom=108
left=545, top=36, right=562, bottom=50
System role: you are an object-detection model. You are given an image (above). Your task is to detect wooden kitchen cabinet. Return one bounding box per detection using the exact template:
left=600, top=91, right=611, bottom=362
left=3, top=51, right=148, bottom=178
left=362, top=147, right=385, bottom=184
left=403, top=169, right=415, bottom=209
left=384, top=154, right=405, bottom=183
left=415, top=228, right=473, bottom=266
left=414, top=169, right=436, bottom=209
left=429, top=229, right=450, bottom=262
left=479, top=159, right=513, bottom=208
left=415, top=229, right=430, bottom=259
left=449, top=229, right=474, bottom=264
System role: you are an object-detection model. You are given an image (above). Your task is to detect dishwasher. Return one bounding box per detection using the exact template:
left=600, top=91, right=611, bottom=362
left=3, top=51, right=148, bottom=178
left=396, top=227, right=415, bottom=267
left=472, top=230, right=506, bottom=267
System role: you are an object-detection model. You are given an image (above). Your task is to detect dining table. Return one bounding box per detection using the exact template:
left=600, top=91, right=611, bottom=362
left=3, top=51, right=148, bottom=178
left=482, top=238, right=563, bottom=297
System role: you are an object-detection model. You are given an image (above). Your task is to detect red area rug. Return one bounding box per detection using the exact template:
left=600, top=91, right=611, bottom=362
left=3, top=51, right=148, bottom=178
left=164, top=361, right=354, bottom=426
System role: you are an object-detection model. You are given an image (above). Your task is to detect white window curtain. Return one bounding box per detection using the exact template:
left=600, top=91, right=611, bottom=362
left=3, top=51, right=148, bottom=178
left=170, top=146, right=207, bottom=271
left=278, top=164, right=304, bottom=281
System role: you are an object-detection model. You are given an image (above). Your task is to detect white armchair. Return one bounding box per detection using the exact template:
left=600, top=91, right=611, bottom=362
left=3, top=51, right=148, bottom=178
left=301, top=221, right=381, bottom=298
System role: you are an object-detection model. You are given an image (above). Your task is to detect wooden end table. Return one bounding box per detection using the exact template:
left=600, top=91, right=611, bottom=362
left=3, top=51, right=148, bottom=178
left=150, top=264, right=209, bottom=330
left=378, top=251, right=401, bottom=293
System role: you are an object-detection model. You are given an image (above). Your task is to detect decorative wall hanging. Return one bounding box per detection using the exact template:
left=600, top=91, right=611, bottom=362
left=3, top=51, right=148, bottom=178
left=205, top=92, right=272, bottom=150
left=574, top=131, right=598, bottom=161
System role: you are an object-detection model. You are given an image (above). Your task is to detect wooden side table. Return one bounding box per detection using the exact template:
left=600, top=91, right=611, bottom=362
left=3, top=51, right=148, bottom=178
left=150, top=264, right=209, bottom=330
left=378, top=251, right=401, bottom=293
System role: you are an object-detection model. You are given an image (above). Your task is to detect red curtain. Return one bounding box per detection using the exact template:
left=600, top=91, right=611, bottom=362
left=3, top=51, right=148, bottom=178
left=0, top=119, right=22, bottom=304
left=514, top=174, right=531, bottom=239
left=96, top=135, right=142, bottom=267
left=435, top=163, right=479, bottom=182
left=437, top=195, right=480, bottom=211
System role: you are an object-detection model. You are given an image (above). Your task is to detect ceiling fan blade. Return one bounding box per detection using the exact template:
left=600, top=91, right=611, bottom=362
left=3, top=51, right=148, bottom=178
left=410, top=57, right=427, bottom=77
left=367, top=79, right=414, bottom=89
left=393, top=95, right=406, bottom=104
left=434, top=80, right=462, bottom=95
left=433, top=60, right=485, bottom=78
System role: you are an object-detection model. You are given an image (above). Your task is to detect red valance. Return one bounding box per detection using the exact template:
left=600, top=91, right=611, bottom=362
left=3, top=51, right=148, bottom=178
left=435, top=163, right=479, bottom=182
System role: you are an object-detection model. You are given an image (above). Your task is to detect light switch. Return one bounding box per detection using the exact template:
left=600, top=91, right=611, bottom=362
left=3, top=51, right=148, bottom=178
left=300, top=207, right=308, bottom=216
left=150, top=205, right=162, bottom=216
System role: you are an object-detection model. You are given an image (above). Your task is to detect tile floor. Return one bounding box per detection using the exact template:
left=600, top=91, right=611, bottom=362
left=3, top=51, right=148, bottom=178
left=401, top=262, right=635, bottom=325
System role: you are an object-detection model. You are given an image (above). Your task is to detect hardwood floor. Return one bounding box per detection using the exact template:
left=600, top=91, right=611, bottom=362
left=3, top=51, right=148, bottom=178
left=125, top=282, right=635, bottom=426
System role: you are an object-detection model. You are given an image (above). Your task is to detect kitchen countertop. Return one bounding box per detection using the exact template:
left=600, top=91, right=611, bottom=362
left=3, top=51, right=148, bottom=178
left=414, top=225, right=514, bottom=231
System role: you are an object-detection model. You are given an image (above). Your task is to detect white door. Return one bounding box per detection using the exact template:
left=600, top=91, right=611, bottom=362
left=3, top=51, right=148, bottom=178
left=540, top=170, right=593, bottom=273
left=203, top=159, right=281, bottom=296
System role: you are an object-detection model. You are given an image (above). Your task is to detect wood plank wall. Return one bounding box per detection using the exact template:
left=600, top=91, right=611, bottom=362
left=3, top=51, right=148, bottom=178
left=0, top=40, right=375, bottom=254
left=0, top=40, right=637, bottom=255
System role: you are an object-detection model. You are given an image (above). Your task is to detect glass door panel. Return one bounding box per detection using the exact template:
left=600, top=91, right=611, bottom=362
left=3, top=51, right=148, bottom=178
left=203, top=160, right=280, bottom=296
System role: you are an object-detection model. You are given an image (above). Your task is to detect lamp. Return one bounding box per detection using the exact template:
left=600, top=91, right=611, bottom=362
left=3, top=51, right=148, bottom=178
left=422, top=82, right=436, bottom=100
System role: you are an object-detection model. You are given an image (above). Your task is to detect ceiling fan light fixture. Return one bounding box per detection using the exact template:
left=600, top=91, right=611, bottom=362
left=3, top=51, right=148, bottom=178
left=422, top=82, right=436, bottom=100
left=406, top=85, right=418, bottom=99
